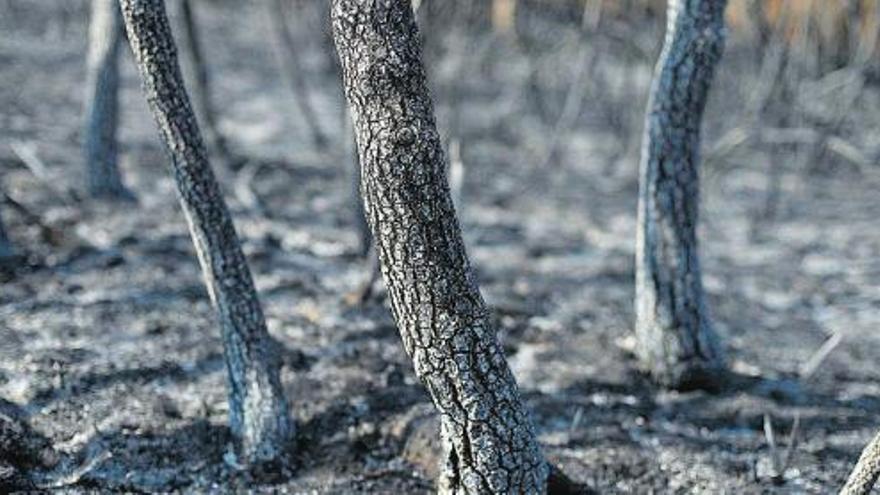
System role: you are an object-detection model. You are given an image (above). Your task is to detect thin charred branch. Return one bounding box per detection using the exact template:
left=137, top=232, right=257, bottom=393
left=265, top=0, right=329, bottom=150
left=171, top=0, right=231, bottom=162
left=118, top=0, right=291, bottom=464
left=635, top=0, right=729, bottom=389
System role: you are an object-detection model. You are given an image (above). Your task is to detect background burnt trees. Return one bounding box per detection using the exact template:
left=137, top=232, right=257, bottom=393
left=82, top=0, right=132, bottom=199
left=170, top=0, right=230, bottom=162
left=118, top=0, right=291, bottom=464
left=331, top=1, right=563, bottom=492
left=265, top=0, right=329, bottom=150
left=634, top=0, right=728, bottom=389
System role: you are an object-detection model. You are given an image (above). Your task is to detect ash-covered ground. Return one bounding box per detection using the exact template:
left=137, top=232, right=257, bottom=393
left=2, top=1, right=880, bottom=492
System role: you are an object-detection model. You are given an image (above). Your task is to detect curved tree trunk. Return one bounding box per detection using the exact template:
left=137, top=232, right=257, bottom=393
left=170, top=0, right=231, bottom=161
left=635, top=0, right=728, bottom=390
left=331, top=2, right=552, bottom=492
left=118, top=0, right=291, bottom=465
left=265, top=0, right=329, bottom=150
left=842, top=430, right=880, bottom=495
left=83, top=0, right=133, bottom=200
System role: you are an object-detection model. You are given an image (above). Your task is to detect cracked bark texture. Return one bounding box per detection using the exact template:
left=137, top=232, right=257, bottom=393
left=635, top=0, right=728, bottom=390
left=83, top=0, right=133, bottom=199
left=331, top=1, right=549, bottom=493
left=119, top=0, right=291, bottom=464
left=842, top=430, right=880, bottom=495
left=265, top=0, right=329, bottom=149
left=169, top=0, right=230, bottom=161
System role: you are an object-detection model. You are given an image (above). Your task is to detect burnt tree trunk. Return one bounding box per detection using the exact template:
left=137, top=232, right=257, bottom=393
left=635, top=0, right=728, bottom=390
left=118, top=0, right=291, bottom=464
left=332, top=1, right=553, bottom=492
left=842, top=430, right=880, bottom=495
left=265, top=0, right=329, bottom=149
left=83, top=0, right=133, bottom=199
left=170, top=0, right=231, bottom=161
left=344, top=111, right=371, bottom=259
left=0, top=206, right=12, bottom=261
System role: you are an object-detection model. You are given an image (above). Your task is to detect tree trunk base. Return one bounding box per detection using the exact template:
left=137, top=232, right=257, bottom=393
left=88, top=184, right=137, bottom=203
left=393, top=411, right=588, bottom=494
left=649, top=358, right=728, bottom=393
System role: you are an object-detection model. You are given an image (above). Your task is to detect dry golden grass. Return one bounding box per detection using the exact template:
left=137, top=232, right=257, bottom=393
left=490, top=0, right=879, bottom=62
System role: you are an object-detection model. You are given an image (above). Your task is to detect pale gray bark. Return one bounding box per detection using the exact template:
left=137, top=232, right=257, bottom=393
left=635, top=0, right=728, bottom=389
left=118, top=0, right=291, bottom=464
left=842, top=430, right=880, bottom=495
left=331, top=1, right=556, bottom=492
left=265, top=0, right=329, bottom=149
left=170, top=0, right=230, bottom=161
left=83, top=0, right=133, bottom=200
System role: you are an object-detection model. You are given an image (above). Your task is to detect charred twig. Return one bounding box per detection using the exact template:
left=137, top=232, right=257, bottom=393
left=447, top=139, right=465, bottom=211
left=172, top=0, right=233, bottom=164
left=799, top=331, right=843, bottom=381
left=781, top=413, right=802, bottom=476
left=537, top=0, right=603, bottom=169
left=764, top=414, right=781, bottom=481
left=764, top=413, right=802, bottom=484
left=233, top=161, right=268, bottom=218
left=9, top=141, right=81, bottom=203
left=1, top=191, right=66, bottom=247
left=346, top=248, right=382, bottom=307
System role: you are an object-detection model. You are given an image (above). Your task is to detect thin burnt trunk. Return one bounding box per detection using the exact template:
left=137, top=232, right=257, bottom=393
left=345, top=111, right=371, bottom=259
left=83, top=0, right=133, bottom=200
left=118, top=0, right=291, bottom=464
left=635, top=0, right=728, bottom=389
left=0, top=206, right=12, bottom=261
left=170, top=0, right=231, bottom=162
left=331, top=1, right=553, bottom=492
left=265, top=0, right=329, bottom=150
left=842, top=430, right=880, bottom=495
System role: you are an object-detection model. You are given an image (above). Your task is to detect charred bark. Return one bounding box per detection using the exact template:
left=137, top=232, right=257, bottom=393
left=842, top=430, right=880, bottom=495
left=265, top=0, right=329, bottom=150
left=118, top=0, right=291, bottom=464
left=635, top=0, right=728, bottom=390
left=331, top=1, right=556, bottom=492
left=83, top=0, right=133, bottom=200
left=170, top=0, right=231, bottom=161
